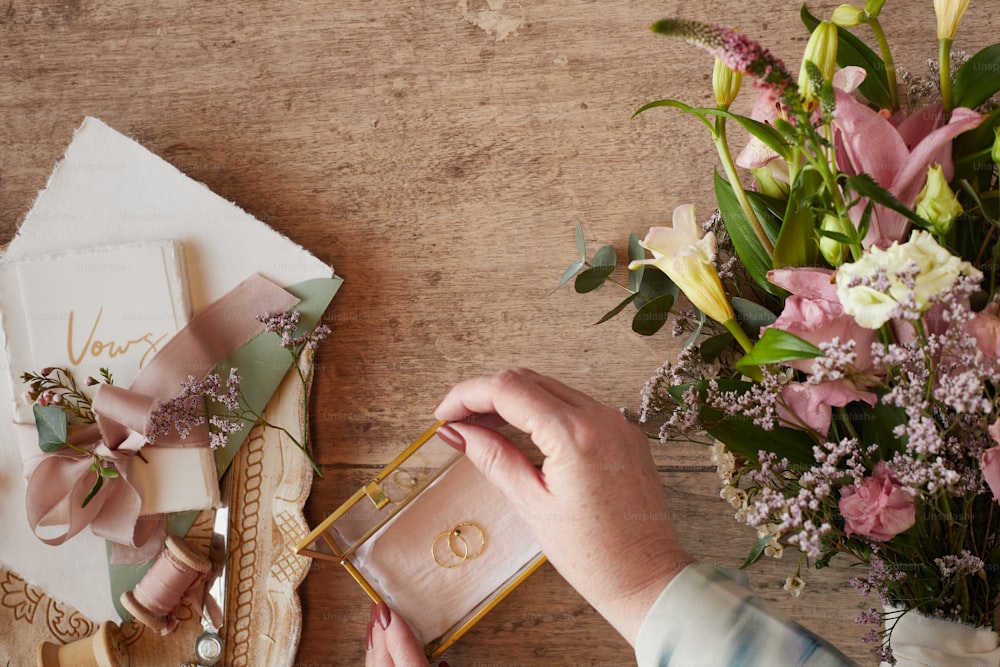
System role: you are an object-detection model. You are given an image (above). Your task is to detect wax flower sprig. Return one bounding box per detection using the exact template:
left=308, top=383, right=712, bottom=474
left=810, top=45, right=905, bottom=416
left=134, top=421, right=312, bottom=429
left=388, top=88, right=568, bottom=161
left=22, top=366, right=120, bottom=507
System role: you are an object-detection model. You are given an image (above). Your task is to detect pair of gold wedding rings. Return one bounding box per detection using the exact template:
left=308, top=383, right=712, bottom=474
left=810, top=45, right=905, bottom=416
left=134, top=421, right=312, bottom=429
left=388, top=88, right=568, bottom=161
left=431, top=521, right=486, bottom=569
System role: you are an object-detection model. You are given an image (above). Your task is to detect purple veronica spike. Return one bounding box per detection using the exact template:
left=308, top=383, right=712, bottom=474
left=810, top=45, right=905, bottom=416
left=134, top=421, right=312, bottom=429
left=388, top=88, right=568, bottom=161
left=651, top=19, right=795, bottom=102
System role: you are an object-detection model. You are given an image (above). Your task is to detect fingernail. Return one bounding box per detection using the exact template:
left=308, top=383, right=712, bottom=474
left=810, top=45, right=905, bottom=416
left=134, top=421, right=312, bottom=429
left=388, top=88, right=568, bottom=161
left=439, top=662, right=451, bottom=667
left=375, top=601, right=391, bottom=630
left=366, top=618, right=374, bottom=651
left=436, top=424, right=466, bottom=453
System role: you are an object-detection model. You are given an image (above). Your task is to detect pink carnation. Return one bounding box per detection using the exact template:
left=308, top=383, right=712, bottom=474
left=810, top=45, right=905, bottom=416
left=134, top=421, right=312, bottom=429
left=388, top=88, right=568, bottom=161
left=839, top=462, right=915, bottom=541
left=980, top=420, right=1000, bottom=502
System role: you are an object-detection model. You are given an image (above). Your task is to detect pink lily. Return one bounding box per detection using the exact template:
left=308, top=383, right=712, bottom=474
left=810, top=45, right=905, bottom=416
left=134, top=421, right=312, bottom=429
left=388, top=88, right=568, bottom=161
left=833, top=93, right=983, bottom=248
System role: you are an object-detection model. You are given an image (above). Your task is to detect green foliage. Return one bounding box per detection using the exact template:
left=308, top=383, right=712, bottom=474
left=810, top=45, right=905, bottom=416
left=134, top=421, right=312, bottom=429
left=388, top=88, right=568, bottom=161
left=953, top=44, right=1000, bottom=110
left=33, top=404, right=68, bottom=453
left=735, top=328, right=823, bottom=370
left=714, top=172, right=781, bottom=295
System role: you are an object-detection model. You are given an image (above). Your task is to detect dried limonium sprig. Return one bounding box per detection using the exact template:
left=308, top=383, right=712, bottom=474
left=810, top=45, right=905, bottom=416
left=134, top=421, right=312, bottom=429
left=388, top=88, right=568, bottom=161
left=147, top=309, right=331, bottom=475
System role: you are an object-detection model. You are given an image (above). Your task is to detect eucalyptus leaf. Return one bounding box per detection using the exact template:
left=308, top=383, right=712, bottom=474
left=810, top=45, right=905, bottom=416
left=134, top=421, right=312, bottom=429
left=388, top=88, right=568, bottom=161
left=591, top=244, right=617, bottom=269
left=574, top=265, right=615, bottom=293
left=635, top=265, right=677, bottom=309
left=632, top=293, right=674, bottom=336
left=558, top=258, right=586, bottom=288
left=575, top=221, right=587, bottom=260
left=595, top=292, right=639, bottom=325
left=735, top=328, right=824, bottom=369
left=628, top=232, right=645, bottom=292
left=699, top=332, right=734, bottom=363
left=33, top=404, right=68, bottom=453
left=731, top=297, right=777, bottom=332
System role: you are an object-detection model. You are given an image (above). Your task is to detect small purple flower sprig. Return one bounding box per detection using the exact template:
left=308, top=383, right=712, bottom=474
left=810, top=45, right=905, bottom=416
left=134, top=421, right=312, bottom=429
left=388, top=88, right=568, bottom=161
left=147, top=309, right=331, bottom=476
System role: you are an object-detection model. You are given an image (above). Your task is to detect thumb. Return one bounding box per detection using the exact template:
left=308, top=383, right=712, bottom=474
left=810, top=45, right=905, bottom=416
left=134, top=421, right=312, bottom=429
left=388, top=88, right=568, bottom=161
left=436, top=422, right=545, bottom=509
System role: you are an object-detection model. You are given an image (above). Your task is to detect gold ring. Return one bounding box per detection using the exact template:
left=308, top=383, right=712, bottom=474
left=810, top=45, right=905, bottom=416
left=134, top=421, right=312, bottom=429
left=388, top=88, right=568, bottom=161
left=450, top=522, right=485, bottom=560
left=432, top=529, right=469, bottom=568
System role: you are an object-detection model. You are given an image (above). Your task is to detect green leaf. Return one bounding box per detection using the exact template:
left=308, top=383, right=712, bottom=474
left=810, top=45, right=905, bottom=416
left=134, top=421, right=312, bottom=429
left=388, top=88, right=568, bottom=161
left=628, top=232, right=645, bottom=292
left=631, top=293, right=674, bottom=336
left=33, top=404, right=68, bottom=453
left=574, top=266, right=613, bottom=293
left=558, top=258, right=586, bottom=288
left=801, top=5, right=892, bottom=110
left=741, top=534, right=773, bottom=569
left=595, top=293, right=639, bottom=325
left=591, top=244, right=617, bottom=270
left=667, top=379, right=815, bottom=463
left=575, top=222, right=587, bottom=260
left=771, top=170, right=821, bottom=270
left=735, top=328, right=824, bottom=370
left=81, top=475, right=103, bottom=508
left=714, top=171, right=780, bottom=296
left=954, top=44, right=1000, bottom=110
left=99, top=465, right=120, bottom=479
left=845, top=173, right=929, bottom=229
left=699, top=332, right=734, bottom=362
left=635, top=265, right=676, bottom=309
left=632, top=98, right=714, bottom=132
left=731, top=297, right=777, bottom=336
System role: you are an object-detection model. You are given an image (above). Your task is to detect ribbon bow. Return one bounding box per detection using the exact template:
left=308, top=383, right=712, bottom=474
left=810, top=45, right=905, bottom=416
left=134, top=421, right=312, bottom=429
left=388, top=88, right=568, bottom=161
left=24, top=274, right=299, bottom=561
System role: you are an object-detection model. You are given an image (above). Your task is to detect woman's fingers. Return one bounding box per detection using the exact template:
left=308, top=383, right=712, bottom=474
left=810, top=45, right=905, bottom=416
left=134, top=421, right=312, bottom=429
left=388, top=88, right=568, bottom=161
left=365, top=602, right=429, bottom=667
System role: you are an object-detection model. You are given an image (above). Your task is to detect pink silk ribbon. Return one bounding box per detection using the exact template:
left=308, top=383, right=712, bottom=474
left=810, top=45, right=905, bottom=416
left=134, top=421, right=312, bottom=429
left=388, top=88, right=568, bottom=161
left=23, top=274, right=299, bottom=560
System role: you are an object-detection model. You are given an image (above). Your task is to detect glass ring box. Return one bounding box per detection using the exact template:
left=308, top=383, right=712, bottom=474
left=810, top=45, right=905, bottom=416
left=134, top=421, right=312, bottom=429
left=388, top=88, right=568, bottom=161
left=295, top=421, right=547, bottom=658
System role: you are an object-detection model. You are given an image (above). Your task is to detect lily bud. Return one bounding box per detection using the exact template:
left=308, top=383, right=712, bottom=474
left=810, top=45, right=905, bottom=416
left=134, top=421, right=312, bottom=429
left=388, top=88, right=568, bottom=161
left=819, top=214, right=851, bottom=267
left=992, top=127, right=1000, bottom=167
left=798, top=20, right=838, bottom=102
left=933, top=0, right=970, bottom=40
left=863, top=0, right=885, bottom=16
left=915, top=164, right=963, bottom=235
left=831, top=4, right=864, bottom=27
left=751, top=166, right=788, bottom=199
left=712, top=58, right=743, bottom=109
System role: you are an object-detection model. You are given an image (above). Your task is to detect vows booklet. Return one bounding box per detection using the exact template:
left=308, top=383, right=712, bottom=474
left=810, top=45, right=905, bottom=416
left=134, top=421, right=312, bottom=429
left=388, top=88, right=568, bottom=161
left=0, top=241, right=220, bottom=514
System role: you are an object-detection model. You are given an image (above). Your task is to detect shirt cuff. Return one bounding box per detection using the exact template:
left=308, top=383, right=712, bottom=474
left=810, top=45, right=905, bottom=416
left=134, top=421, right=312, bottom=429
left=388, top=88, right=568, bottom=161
left=634, top=562, right=857, bottom=667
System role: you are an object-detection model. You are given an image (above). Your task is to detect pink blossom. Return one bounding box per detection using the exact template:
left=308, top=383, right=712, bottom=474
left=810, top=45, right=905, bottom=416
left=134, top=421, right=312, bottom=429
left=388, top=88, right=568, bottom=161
left=966, top=302, right=1000, bottom=360
left=833, top=93, right=983, bottom=248
left=839, top=462, right=916, bottom=541
left=981, top=420, right=1000, bottom=502
left=780, top=380, right=876, bottom=435
left=767, top=267, right=879, bottom=374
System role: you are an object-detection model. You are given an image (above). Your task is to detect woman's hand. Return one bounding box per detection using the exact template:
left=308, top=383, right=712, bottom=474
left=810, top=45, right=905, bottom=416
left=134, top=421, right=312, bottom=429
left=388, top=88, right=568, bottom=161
left=432, top=368, right=693, bottom=645
left=366, top=601, right=442, bottom=667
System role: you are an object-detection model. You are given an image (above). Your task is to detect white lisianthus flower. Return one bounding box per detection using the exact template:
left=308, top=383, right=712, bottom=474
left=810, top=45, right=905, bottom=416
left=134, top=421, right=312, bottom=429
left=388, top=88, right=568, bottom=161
left=629, top=204, right=735, bottom=325
left=836, top=230, right=982, bottom=329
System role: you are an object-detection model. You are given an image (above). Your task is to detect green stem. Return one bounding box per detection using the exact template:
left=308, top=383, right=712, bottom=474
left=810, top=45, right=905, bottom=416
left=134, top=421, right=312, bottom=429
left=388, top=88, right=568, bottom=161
left=722, top=317, right=753, bottom=354
left=867, top=16, right=899, bottom=111
left=713, top=118, right=774, bottom=256
left=939, top=38, right=954, bottom=116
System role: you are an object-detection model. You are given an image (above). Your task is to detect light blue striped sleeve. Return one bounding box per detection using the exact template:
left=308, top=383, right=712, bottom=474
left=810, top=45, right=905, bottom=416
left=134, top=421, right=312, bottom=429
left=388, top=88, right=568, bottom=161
left=635, top=562, right=860, bottom=667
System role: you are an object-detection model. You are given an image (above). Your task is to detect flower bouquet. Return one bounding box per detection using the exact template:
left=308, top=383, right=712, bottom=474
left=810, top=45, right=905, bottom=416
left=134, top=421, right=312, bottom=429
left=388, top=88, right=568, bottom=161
left=564, top=2, right=1000, bottom=662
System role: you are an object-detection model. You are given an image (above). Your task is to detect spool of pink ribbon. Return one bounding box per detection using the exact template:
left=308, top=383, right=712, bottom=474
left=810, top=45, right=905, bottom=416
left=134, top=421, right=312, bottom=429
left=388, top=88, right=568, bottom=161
left=120, top=535, right=213, bottom=635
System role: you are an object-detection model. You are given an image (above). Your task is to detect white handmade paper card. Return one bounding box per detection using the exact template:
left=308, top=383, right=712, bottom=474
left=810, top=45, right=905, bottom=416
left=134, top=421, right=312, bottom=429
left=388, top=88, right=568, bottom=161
left=0, top=117, right=337, bottom=623
left=0, top=241, right=221, bottom=515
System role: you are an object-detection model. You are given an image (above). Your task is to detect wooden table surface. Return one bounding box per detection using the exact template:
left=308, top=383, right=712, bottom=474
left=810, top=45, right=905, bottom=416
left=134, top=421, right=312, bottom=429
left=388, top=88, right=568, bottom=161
left=2, top=2, right=997, bottom=665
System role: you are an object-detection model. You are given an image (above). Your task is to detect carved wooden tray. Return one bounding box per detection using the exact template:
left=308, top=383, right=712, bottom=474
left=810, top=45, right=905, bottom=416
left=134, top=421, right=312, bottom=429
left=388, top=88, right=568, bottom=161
left=0, top=368, right=312, bottom=666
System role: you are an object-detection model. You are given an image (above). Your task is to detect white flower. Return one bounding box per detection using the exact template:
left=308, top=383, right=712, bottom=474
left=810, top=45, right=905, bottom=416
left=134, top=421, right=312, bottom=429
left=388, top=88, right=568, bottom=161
left=720, top=485, right=748, bottom=508
left=629, top=205, right=735, bottom=325
left=765, top=539, right=784, bottom=559
left=783, top=575, right=806, bottom=598
left=836, top=230, right=982, bottom=329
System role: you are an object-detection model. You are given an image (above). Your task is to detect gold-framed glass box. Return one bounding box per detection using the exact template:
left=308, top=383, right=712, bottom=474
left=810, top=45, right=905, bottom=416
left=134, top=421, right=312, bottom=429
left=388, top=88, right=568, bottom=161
left=295, top=421, right=547, bottom=658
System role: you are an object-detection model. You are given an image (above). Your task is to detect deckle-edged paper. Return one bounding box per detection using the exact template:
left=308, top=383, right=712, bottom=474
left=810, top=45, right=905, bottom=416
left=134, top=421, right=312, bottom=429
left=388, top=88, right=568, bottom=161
left=0, top=117, right=340, bottom=627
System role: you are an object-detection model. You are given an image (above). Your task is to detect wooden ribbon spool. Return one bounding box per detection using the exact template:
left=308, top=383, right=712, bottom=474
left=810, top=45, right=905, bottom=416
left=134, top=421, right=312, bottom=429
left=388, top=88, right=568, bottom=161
left=36, top=620, right=129, bottom=667
left=120, top=534, right=213, bottom=634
